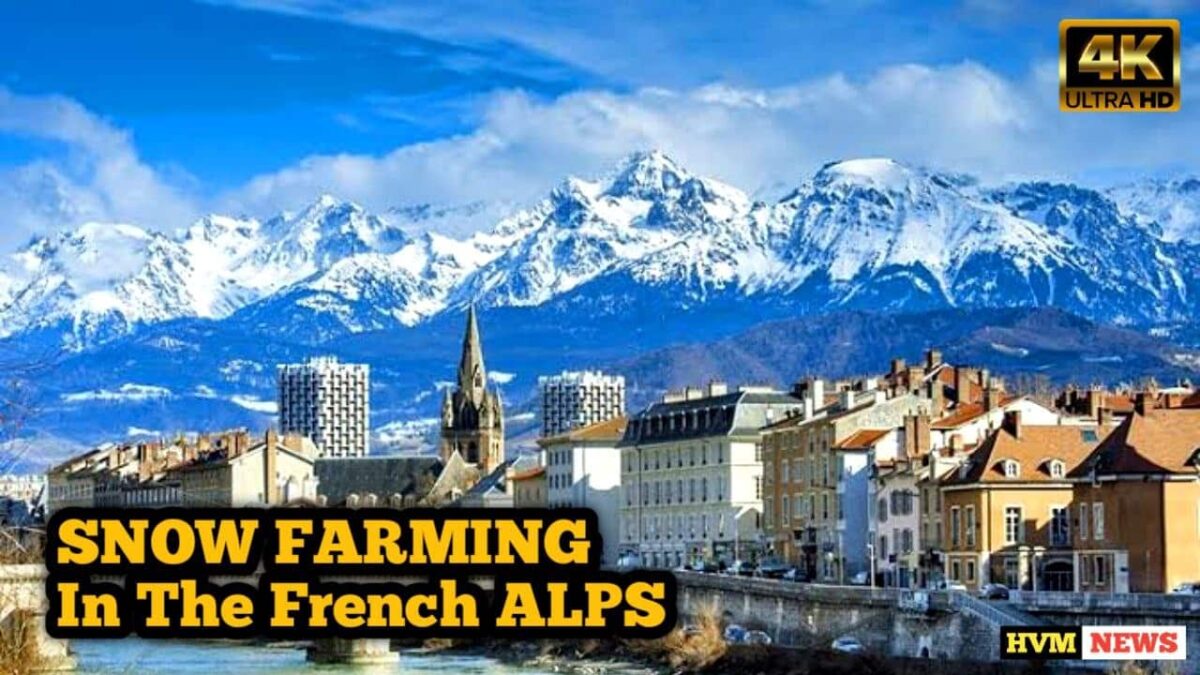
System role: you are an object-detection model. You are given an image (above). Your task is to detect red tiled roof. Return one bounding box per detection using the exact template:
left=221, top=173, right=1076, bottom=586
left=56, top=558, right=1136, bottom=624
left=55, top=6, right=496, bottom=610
left=537, top=416, right=628, bottom=446
left=1070, top=408, right=1200, bottom=476
left=835, top=428, right=892, bottom=449
left=944, top=425, right=1101, bottom=485
left=931, top=396, right=1020, bottom=430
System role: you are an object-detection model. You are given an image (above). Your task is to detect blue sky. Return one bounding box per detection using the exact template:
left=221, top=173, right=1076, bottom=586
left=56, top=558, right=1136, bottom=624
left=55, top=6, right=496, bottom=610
left=0, top=0, right=1197, bottom=243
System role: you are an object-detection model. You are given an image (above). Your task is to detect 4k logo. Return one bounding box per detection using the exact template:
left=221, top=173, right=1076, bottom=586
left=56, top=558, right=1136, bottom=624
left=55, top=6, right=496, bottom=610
left=1060, top=19, right=1180, bottom=112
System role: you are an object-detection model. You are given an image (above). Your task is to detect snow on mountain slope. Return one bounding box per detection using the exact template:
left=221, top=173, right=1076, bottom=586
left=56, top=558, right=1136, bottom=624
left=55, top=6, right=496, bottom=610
left=4, top=151, right=1200, bottom=351
left=1108, top=177, right=1200, bottom=244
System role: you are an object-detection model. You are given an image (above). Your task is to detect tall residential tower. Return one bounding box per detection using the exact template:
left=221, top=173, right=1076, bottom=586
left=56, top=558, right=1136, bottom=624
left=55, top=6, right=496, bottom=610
left=538, top=370, right=626, bottom=437
left=277, top=356, right=370, bottom=458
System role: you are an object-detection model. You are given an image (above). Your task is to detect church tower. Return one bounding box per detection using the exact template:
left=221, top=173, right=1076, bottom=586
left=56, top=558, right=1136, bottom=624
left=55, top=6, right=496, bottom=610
left=439, top=306, right=505, bottom=473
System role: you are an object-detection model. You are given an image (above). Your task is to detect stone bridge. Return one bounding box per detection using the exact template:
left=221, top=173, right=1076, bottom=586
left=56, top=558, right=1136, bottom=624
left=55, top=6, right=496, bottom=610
left=0, top=565, right=76, bottom=670
left=675, top=571, right=1029, bottom=662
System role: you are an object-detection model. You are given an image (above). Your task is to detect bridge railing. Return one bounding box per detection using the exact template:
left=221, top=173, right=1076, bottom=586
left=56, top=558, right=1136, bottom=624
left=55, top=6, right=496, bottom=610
left=1009, top=590, right=1200, bottom=615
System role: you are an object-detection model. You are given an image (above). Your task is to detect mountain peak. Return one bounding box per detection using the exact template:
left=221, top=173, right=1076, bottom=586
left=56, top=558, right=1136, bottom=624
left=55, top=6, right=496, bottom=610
left=605, top=150, right=692, bottom=199
left=813, top=158, right=917, bottom=191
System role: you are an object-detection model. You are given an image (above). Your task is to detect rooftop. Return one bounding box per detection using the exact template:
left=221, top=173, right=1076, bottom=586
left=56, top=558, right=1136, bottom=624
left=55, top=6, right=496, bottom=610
left=1070, top=408, right=1200, bottom=477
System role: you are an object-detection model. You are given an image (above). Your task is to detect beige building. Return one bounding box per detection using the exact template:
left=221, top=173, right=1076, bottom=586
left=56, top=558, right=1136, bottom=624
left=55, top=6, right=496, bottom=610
left=939, top=412, right=1101, bottom=591
left=510, top=466, right=547, bottom=507
left=620, top=383, right=802, bottom=568
left=171, top=430, right=318, bottom=507
left=539, top=416, right=626, bottom=565
left=764, top=378, right=932, bottom=583
left=1069, top=401, right=1200, bottom=593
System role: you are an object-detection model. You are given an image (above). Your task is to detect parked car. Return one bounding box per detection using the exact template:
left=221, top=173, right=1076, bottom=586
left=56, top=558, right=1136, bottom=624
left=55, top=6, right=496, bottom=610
left=979, top=583, right=1010, bottom=600
left=831, top=636, right=865, bottom=654
left=848, top=571, right=870, bottom=586
left=725, top=560, right=755, bottom=576
left=723, top=624, right=748, bottom=644
left=745, top=630, right=773, bottom=645
left=1170, top=582, right=1200, bottom=595
left=690, top=560, right=720, bottom=573
left=783, top=566, right=807, bottom=583
left=755, top=559, right=791, bottom=579
left=944, top=581, right=968, bottom=592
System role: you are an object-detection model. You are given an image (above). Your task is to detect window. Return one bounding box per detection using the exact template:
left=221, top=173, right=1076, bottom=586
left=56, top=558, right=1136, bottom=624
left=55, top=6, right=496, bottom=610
left=1050, top=506, right=1070, bottom=546
left=950, top=507, right=960, bottom=547
left=1079, top=503, right=1090, bottom=540
left=1094, top=556, right=1107, bottom=585
left=966, top=560, right=976, bottom=582
left=822, top=494, right=829, bottom=519
left=902, top=528, right=913, bottom=554
left=754, top=476, right=762, bottom=500
left=793, top=495, right=803, bottom=519
left=1048, top=460, right=1065, bottom=478
left=965, top=506, right=976, bottom=547
left=1093, top=502, right=1105, bottom=540
left=1004, top=506, right=1023, bottom=544
left=764, top=498, right=773, bottom=529
left=951, top=561, right=961, bottom=581
left=1003, top=460, right=1020, bottom=478
left=782, top=461, right=790, bottom=484
left=879, top=535, right=888, bottom=558
left=782, top=495, right=790, bottom=525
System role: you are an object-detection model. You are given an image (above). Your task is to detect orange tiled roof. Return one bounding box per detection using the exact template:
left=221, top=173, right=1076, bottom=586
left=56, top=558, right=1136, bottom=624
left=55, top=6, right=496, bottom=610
left=931, top=396, right=1020, bottom=430
left=944, top=424, right=1101, bottom=485
left=1070, top=408, right=1200, bottom=476
left=835, top=428, right=892, bottom=449
left=510, top=466, right=546, bottom=481
left=537, top=416, right=628, bottom=446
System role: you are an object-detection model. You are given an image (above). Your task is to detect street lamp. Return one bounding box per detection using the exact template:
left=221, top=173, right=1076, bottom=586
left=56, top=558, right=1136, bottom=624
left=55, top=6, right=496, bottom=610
left=867, top=542, right=876, bottom=589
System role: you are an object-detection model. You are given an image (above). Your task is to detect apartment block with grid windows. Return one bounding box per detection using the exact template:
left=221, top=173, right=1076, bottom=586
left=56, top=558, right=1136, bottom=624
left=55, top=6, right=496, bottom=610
left=278, top=356, right=370, bottom=458
left=538, top=370, right=626, bottom=437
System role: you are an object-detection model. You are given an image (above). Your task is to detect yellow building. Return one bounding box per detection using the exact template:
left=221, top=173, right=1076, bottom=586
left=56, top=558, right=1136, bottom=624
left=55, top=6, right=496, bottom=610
left=1069, top=403, right=1200, bottom=593
left=939, top=412, right=1101, bottom=591
left=509, top=466, right=547, bottom=507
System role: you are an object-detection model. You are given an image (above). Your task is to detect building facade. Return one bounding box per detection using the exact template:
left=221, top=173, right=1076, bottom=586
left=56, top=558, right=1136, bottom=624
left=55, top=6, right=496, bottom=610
left=763, top=382, right=932, bottom=583
left=619, top=383, right=803, bottom=569
left=939, top=413, right=1102, bottom=592
left=538, top=370, right=626, bottom=437
left=440, top=307, right=505, bottom=474
left=278, top=356, right=370, bottom=458
left=1068, top=401, right=1200, bottom=593
left=538, top=416, right=627, bottom=565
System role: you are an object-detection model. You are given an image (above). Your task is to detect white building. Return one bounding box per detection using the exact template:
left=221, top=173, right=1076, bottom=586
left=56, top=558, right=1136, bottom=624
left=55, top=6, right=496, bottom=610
left=538, top=416, right=627, bottom=565
left=538, top=370, right=626, bottom=437
left=620, top=383, right=803, bottom=569
left=278, top=356, right=370, bottom=458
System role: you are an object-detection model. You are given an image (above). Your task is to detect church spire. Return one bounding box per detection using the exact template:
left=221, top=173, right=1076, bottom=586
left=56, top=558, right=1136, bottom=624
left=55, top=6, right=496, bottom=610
left=457, top=304, right=486, bottom=404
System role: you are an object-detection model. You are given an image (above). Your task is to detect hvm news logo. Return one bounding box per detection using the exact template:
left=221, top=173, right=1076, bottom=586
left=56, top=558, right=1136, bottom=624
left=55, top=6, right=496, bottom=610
left=1002, top=626, right=1187, bottom=661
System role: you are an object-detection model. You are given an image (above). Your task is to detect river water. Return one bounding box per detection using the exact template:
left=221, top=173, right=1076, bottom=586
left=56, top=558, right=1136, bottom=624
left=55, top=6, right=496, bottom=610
left=72, top=640, right=571, bottom=674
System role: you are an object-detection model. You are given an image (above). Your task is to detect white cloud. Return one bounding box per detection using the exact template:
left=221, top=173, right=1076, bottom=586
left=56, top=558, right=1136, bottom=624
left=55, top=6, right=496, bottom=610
left=0, top=88, right=199, bottom=250
left=221, top=60, right=1200, bottom=219
left=489, top=371, right=516, bottom=384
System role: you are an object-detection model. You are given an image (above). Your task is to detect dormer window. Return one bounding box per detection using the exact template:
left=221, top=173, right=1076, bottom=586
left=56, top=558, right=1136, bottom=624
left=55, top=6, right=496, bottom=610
left=1002, top=460, right=1020, bottom=478
left=1047, top=460, right=1065, bottom=478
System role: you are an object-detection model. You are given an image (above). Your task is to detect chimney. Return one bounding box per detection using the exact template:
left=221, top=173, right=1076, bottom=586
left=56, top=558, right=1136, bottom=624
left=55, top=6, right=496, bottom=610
left=812, top=378, right=826, bottom=408
left=1134, top=392, right=1152, bottom=417
left=891, top=358, right=907, bottom=376
left=1087, top=388, right=1104, bottom=420
left=841, top=389, right=856, bottom=410
left=1003, top=410, right=1023, bottom=439
left=707, top=380, right=728, bottom=397
left=925, top=348, right=943, bottom=371
left=685, top=386, right=702, bottom=401
left=955, top=366, right=977, bottom=405
left=914, top=413, right=931, bottom=458
left=903, top=415, right=916, bottom=458
left=1164, top=392, right=1185, bottom=409
left=803, top=397, right=815, bottom=419
left=905, top=366, right=924, bottom=394
left=978, top=368, right=991, bottom=390
left=264, top=428, right=279, bottom=505
left=984, top=385, right=998, bottom=412
left=927, top=380, right=946, bottom=416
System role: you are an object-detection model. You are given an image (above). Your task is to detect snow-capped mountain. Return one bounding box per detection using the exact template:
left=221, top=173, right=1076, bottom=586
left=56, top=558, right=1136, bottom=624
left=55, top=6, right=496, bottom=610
left=1108, top=177, right=1200, bottom=244
left=3, top=151, right=1200, bottom=352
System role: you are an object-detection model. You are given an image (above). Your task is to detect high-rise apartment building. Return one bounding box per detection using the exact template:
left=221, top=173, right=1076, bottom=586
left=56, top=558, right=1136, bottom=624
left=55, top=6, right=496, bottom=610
left=277, top=356, right=370, bottom=458
left=538, top=370, right=626, bottom=437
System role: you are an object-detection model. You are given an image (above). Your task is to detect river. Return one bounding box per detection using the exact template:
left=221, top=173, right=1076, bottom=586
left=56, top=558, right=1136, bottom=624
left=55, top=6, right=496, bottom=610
left=72, top=640, right=573, bottom=674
